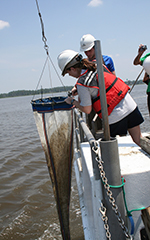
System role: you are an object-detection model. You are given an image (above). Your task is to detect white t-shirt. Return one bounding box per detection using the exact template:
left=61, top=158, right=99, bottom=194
left=108, top=93, right=137, bottom=124
left=77, top=84, right=137, bottom=125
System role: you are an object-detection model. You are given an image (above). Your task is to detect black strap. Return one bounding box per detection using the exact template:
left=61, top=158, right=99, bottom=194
left=106, top=77, right=118, bottom=93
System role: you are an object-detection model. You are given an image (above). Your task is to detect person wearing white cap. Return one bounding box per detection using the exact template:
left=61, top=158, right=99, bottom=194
left=71, top=34, right=116, bottom=97
left=57, top=49, right=144, bottom=146
left=133, top=44, right=150, bottom=114
left=80, top=34, right=116, bottom=75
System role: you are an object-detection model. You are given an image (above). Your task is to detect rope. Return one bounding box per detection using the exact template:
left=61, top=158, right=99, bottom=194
left=109, top=178, right=125, bottom=188
left=102, top=175, right=145, bottom=236
left=121, top=176, right=145, bottom=236
left=101, top=176, right=125, bottom=188
left=121, top=177, right=145, bottom=215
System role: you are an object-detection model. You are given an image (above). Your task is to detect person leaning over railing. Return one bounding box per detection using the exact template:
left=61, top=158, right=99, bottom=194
left=57, top=50, right=144, bottom=146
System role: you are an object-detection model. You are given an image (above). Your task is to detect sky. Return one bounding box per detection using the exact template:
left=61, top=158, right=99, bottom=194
left=0, top=0, right=150, bottom=94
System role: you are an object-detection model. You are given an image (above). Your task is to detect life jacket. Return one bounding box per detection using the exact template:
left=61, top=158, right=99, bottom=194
left=76, top=66, right=130, bottom=119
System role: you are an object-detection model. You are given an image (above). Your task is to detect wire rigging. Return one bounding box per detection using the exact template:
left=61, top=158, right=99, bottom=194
left=32, top=56, right=48, bottom=100
left=35, top=0, right=49, bottom=55
left=34, top=0, right=67, bottom=97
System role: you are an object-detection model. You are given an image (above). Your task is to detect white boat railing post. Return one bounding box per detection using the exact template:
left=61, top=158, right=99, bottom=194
left=94, top=40, right=127, bottom=240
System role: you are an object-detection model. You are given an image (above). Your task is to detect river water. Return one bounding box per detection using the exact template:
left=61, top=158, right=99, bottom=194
left=0, top=84, right=150, bottom=240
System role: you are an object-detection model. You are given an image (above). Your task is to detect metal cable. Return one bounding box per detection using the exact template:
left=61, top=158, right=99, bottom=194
left=32, top=55, right=48, bottom=100
left=35, top=0, right=49, bottom=55
left=34, top=0, right=67, bottom=95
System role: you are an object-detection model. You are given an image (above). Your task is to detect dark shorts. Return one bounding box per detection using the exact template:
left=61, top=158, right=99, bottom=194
left=109, top=107, right=144, bottom=137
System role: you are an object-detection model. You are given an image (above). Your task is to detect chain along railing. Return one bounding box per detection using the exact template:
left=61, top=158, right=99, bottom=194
left=73, top=108, right=132, bottom=240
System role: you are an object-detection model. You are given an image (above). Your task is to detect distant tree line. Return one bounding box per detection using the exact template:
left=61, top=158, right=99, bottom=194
left=0, top=86, right=74, bottom=99
left=0, top=80, right=145, bottom=99
left=124, top=79, right=144, bottom=86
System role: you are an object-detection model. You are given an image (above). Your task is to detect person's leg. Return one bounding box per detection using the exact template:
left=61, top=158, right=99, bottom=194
left=128, top=125, right=142, bottom=146
left=147, top=93, right=150, bottom=115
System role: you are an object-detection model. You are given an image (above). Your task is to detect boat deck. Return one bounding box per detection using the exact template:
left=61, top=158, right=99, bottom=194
left=74, top=132, right=150, bottom=240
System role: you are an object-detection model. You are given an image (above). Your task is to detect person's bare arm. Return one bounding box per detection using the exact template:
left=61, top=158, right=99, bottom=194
left=133, top=44, right=146, bottom=65
left=65, top=97, right=92, bottom=114
left=133, top=53, right=142, bottom=65
left=71, top=86, right=78, bottom=96
left=143, top=72, right=149, bottom=85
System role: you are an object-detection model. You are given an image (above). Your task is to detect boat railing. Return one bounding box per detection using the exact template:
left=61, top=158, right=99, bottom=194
left=73, top=107, right=107, bottom=239
left=73, top=107, right=128, bottom=240
left=73, top=108, right=101, bottom=180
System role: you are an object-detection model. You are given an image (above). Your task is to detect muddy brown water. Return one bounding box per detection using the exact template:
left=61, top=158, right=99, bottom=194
left=0, top=85, right=150, bottom=239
